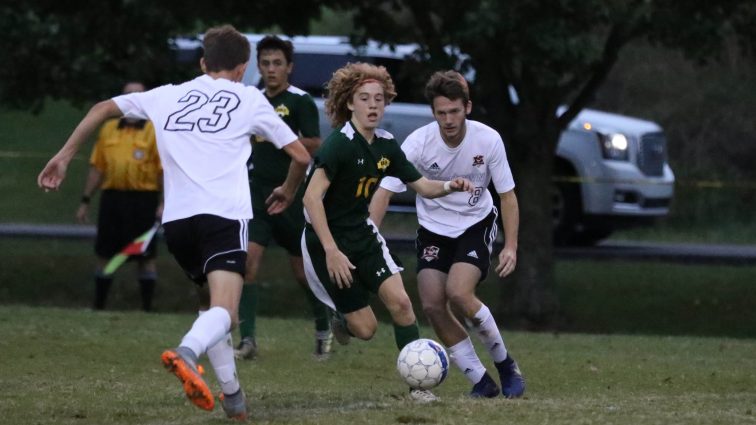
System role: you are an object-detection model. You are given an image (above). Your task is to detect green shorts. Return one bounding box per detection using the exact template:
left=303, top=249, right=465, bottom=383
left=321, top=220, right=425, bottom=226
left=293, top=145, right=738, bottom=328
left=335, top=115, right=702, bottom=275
left=249, top=181, right=305, bottom=256
left=301, top=220, right=403, bottom=313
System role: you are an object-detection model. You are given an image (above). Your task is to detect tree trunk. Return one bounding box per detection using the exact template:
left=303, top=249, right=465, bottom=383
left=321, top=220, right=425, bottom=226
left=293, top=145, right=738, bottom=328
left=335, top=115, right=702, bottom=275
left=502, top=140, right=561, bottom=328
left=479, top=87, right=562, bottom=328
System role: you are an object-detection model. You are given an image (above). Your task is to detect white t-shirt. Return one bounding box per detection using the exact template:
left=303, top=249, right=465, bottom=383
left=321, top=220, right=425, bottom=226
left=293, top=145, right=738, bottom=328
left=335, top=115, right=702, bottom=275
left=113, top=75, right=298, bottom=223
left=380, top=120, right=515, bottom=237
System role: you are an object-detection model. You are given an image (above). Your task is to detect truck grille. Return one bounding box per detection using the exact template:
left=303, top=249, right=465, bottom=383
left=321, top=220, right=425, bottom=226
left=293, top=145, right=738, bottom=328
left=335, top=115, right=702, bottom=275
left=638, top=132, right=666, bottom=177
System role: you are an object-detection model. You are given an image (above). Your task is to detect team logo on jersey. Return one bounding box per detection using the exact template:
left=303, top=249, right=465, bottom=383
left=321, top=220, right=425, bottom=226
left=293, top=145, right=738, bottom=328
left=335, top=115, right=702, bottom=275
left=429, top=162, right=440, bottom=172
left=377, top=156, right=390, bottom=171
left=472, top=155, right=484, bottom=167
left=357, top=158, right=365, bottom=165
left=275, top=104, right=290, bottom=117
left=132, top=148, right=145, bottom=160
left=421, top=245, right=440, bottom=262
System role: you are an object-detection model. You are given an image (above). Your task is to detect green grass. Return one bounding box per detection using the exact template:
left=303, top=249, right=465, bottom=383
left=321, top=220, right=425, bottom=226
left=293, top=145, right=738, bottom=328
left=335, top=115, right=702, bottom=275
left=2, top=238, right=756, bottom=339
left=1, top=305, right=754, bottom=425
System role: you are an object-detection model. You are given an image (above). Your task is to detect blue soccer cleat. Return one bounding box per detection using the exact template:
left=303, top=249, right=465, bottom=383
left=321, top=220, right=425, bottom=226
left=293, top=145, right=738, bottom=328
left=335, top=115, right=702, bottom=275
left=495, top=355, right=526, bottom=398
left=470, top=372, right=500, bottom=398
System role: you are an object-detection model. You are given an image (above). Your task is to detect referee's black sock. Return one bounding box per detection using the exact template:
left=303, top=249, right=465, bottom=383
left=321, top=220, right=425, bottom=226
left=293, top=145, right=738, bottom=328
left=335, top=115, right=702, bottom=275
left=94, top=275, right=113, bottom=310
left=139, top=273, right=157, bottom=312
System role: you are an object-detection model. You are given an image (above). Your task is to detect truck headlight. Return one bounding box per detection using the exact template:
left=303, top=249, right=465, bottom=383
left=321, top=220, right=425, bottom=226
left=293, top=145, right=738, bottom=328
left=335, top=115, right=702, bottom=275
left=598, top=133, right=629, bottom=161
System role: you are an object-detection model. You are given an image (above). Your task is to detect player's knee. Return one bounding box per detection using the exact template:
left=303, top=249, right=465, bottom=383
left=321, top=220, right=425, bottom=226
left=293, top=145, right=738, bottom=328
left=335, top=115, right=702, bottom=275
left=421, top=301, right=447, bottom=321
left=349, top=320, right=377, bottom=340
left=387, top=294, right=414, bottom=317
left=447, top=290, right=477, bottom=316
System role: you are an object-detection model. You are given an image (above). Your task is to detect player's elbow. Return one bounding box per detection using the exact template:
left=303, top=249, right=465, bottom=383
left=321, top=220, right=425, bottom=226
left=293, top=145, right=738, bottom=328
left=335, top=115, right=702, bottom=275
left=293, top=151, right=311, bottom=167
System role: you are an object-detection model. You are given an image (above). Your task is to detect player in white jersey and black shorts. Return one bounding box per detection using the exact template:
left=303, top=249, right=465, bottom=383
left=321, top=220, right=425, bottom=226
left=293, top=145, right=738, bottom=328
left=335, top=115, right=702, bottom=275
left=370, top=70, right=526, bottom=399
left=38, top=25, right=311, bottom=421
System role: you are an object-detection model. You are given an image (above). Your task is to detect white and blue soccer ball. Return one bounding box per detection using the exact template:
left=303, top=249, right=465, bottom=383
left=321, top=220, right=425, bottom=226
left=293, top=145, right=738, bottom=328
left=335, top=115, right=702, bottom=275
left=397, top=338, right=449, bottom=389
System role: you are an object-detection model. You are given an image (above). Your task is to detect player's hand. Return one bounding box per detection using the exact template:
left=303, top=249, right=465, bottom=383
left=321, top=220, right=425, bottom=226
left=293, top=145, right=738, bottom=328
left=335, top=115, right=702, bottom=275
left=75, top=204, right=89, bottom=224
left=325, top=247, right=356, bottom=288
left=495, top=246, right=517, bottom=278
left=37, top=156, right=69, bottom=192
left=266, top=186, right=294, bottom=215
left=449, top=177, right=475, bottom=193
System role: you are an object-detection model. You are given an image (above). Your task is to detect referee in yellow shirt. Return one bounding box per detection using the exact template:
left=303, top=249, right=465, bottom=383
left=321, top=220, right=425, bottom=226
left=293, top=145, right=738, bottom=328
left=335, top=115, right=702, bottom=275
left=76, top=82, right=163, bottom=311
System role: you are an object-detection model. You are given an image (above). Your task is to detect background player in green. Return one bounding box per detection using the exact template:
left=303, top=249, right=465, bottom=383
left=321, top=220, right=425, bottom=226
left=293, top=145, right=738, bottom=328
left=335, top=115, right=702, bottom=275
left=235, top=35, right=332, bottom=360
left=301, top=62, right=473, bottom=402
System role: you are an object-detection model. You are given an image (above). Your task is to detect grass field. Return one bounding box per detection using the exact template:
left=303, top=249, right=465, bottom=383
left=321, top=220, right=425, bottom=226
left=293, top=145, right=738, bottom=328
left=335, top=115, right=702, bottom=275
left=1, top=305, right=754, bottom=425
left=2, top=237, right=755, bottom=339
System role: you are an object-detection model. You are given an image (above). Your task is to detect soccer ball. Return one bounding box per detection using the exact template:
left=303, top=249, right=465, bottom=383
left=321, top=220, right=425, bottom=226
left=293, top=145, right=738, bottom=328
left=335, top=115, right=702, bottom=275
left=396, top=338, right=449, bottom=389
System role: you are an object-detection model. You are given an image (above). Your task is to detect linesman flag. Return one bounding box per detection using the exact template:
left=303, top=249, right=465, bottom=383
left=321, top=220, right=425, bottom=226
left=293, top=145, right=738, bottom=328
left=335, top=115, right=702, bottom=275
left=103, top=221, right=161, bottom=275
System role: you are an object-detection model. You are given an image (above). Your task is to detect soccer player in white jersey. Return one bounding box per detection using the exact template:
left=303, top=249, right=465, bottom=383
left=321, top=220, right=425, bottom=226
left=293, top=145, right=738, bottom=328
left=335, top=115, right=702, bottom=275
left=370, top=70, right=525, bottom=399
left=38, top=25, right=311, bottom=420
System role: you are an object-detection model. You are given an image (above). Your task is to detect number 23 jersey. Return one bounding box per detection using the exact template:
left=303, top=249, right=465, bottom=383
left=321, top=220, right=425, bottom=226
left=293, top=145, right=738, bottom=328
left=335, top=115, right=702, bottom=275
left=113, top=75, right=297, bottom=223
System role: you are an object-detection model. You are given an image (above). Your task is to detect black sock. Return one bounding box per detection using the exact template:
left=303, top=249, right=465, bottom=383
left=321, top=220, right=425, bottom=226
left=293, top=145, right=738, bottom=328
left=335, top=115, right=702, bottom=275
left=139, top=278, right=156, bottom=312
left=94, top=276, right=113, bottom=310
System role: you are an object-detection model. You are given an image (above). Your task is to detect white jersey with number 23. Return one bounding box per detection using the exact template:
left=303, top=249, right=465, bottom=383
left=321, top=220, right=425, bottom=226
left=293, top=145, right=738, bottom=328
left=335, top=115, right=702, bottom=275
left=113, top=75, right=297, bottom=224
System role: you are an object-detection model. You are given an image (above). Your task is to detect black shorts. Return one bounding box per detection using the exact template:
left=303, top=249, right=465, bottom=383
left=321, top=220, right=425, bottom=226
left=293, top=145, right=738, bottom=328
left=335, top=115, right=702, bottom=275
left=249, top=181, right=304, bottom=256
left=302, top=220, right=403, bottom=314
left=415, top=208, right=498, bottom=282
left=95, top=190, right=159, bottom=259
left=162, top=214, right=248, bottom=285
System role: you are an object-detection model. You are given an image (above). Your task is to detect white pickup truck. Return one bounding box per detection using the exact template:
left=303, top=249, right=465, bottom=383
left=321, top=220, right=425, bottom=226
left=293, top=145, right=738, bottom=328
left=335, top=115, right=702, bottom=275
left=178, top=34, right=675, bottom=245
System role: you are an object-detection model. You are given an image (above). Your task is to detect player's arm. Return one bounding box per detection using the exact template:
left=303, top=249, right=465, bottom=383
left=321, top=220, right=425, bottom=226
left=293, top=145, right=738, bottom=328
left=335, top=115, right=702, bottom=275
left=266, top=139, right=311, bottom=214
left=38, top=100, right=122, bottom=191
left=155, top=171, right=165, bottom=220
left=407, top=176, right=474, bottom=199
left=495, top=189, right=519, bottom=278
left=299, top=136, right=321, bottom=155
left=75, top=166, right=104, bottom=224
left=368, top=187, right=395, bottom=228
left=302, top=168, right=355, bottom=288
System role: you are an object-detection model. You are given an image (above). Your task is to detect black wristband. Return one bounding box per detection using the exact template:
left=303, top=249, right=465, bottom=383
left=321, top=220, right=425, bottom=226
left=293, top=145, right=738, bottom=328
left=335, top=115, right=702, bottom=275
left=81, top=195, right=91, bottom=204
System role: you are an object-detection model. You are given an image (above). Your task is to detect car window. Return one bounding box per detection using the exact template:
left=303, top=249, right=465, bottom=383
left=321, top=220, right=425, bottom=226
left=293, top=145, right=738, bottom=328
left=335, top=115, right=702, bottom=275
left=289, top=53, right=427, bottom=104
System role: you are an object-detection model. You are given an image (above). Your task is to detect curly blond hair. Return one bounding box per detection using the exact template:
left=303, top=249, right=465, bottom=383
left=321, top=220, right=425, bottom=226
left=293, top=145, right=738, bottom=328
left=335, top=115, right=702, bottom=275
left=324, top=62, right=397, bottom=128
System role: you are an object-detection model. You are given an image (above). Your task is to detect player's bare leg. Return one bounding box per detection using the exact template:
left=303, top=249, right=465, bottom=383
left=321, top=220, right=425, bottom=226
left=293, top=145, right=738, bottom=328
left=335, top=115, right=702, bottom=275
left=447, top=262, right=524, bottom=398
left=418, top=268, right=498, bottom=398
left=379, top=274, right=438, bottom=402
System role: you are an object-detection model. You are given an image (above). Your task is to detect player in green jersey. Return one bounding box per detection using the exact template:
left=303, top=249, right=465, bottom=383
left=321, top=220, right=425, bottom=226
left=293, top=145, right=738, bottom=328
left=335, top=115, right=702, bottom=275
left=301, top=62, right=472, bottom=402
left=236, top=35, right=332, bottom=360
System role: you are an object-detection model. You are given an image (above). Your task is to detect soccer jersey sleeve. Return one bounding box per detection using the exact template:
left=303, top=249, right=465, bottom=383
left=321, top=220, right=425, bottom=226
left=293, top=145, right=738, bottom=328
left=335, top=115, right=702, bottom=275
left=312, top=133, right=343, bottom=182
left=296, top=95, right=320, bottom=138
left=387, top=141, right=422, bottom=184
left=249, top=89, right=298, bottom=149
left=112, top=92, right=151, bottom=120
left=489, top=135, right=516, bottom=193
left=379, top=131, right=422, bottom=193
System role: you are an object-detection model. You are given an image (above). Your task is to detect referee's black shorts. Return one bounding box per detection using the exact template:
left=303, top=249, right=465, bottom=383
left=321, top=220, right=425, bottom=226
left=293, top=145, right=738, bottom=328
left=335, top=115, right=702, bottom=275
left=96, top=189, right=159, bottom=259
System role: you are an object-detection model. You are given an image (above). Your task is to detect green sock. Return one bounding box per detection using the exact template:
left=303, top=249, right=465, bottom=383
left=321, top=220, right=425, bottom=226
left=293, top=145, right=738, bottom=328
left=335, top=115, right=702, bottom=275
left=393, top=321, right=420, bottom=351
left=238, top=283, right=258, bottom=340
left=302, top=285, right=330, bottom=332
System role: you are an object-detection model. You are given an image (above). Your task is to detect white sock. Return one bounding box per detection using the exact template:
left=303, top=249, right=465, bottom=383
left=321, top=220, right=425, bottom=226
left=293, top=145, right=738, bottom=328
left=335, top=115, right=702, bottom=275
left=206, top=332, right=241, bottom=395
left=179, top=306, right=231, bottom=358
left=470, top=304, right=508, bottom=363
left=448, top=337, right=486, bottom=384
